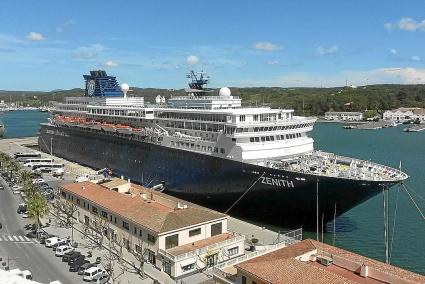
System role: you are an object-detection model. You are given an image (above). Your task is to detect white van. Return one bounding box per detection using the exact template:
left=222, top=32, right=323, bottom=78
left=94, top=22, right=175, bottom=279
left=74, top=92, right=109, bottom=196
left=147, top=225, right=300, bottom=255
left=83, top=267, right=106, bottom=281
left=55, top=245, right=74, bottom=256
left=45, top=236, right=59, bottom=247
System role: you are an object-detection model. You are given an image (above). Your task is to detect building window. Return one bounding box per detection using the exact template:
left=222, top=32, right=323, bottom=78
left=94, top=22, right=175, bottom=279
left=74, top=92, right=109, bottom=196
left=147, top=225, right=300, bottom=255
left=189, top=228, right=201, bottom=237
left=242, top=276, right=247, bottom=284
left=61, top=191, right=66, bottom=198
left=101, top=211, right=107, bottom=218
left=147, top=234, right=156, bottom=243
left=134, top=227, right=137, bottom=235
left=77, top=199, right=80, bottom=205
left=239, top=115, right=245, bottom=122
left=211, top=222, right=222, bottom=236
left=139, top=229, right=143, bottom=237
left=114, top=217, right=117, bottom=224
left=123, top=221, right=129, bottom=230
left=165, top=234, right=179, bottom=249
left=92, top=206, right=98, bottom=214
left=253, top=114, right=258, bottom=121
left=228, top=246, right=239, bottom=256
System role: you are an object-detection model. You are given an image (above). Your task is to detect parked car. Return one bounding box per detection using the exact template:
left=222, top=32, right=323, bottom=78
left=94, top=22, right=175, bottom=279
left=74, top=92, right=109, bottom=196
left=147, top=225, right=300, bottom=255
left=17, top=203, right=27, bottom=214
left=62, top=251, right=80, bottom=263
left=92, top=272, right=110, bottom=284
left=52, top=239, right=68, bottom=251
left=55, top=245, right=74, bottom=256
left=68, top=254, right=85, bottom=266
left=9, top=269, right=32, bottom=280
left=83, top=267, right=107, bottom=282
left=78, top=263, right=96, bottom=275
left=32, top=178, right=45, bottom=184
left=69, top=259, right=89, bottom=272
left=45, top=237, right=60, bottom=248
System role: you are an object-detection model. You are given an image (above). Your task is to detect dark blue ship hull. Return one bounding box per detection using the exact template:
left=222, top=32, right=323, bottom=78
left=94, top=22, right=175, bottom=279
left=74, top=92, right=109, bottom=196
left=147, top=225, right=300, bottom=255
left=38, top=124, right=396, bottom=229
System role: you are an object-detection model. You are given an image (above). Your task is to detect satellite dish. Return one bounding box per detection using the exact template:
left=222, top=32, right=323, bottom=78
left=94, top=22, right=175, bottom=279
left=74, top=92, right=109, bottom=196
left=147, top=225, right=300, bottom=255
left=219, top=87, right=231, bottom=97
left=121, top=83, right=130, bottom=98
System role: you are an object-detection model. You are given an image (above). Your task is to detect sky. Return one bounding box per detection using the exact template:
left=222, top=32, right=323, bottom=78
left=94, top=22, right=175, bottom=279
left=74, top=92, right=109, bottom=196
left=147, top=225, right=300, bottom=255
left=0, top=0, right=425, bottom=91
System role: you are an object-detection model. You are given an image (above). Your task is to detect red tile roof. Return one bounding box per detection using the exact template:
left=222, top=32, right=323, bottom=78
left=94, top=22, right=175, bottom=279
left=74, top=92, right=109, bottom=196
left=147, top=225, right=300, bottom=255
left=236, top=239, right=425, bottom=284
left=61, top=182, right=226, bottom=233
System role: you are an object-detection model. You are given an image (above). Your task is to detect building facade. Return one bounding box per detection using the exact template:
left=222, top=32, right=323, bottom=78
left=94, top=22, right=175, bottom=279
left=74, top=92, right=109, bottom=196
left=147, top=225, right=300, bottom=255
left=324, top=111, right=363, bottom=121
left=383, top=107, right=425, bottom=122
left=59, top=181, right=245, bottom=279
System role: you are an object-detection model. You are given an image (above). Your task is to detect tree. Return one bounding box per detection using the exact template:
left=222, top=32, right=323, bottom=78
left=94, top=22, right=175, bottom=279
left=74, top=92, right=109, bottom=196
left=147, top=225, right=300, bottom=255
left=83, top=214, right=109, bottom=249
left=27, top=192, right=48, bottom=239
left=102, top=233, right=126, bottom=284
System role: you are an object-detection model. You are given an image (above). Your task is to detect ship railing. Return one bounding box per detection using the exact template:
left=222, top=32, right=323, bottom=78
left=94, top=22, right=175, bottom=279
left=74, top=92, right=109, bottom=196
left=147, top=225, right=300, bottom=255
left=211, top=228, right=302, bottom=271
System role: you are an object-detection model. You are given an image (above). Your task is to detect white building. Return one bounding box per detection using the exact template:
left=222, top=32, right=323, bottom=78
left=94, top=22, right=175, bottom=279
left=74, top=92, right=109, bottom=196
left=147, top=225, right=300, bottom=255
left=60, top=181, right=245, bottom=279
left=383, top=107, right=425, bottom=122
left=324, top=111, right=363, bottom=121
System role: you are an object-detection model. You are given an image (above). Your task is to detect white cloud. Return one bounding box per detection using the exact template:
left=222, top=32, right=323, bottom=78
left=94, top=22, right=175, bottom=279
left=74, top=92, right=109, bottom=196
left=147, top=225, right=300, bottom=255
left=104, top=60, right=118, bottom=67
left=74, top=44, right=106, bottom=59
left=267, top=60, right=280, bottom=65
left=253, top=42, right=282, bottom=51
left=384, top=17, right=425, bottom=31
left=27, top=32, right=45, bottom=41
left=56, top=19, right=76, bottom=33
left=239, top=67, right=425, bottom=87
left=411, top=56, right=421, bottom=61
left=390, top=49, right=397, bottom=55
left=316, top=45, right=339, bottom=56
left=186, top=55, right=199, bottom=65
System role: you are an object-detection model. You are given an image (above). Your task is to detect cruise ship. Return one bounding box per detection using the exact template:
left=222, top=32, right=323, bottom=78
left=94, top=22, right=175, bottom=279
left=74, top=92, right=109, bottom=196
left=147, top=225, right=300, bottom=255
left=38, top=70, right=408, bottom=228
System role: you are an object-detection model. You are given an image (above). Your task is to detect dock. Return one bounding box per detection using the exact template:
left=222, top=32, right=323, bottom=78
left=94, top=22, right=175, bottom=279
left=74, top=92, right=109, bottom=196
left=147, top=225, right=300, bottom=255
left=342, top=120, right=396, bottom=130
left=403, top=124, right=425, bottom=132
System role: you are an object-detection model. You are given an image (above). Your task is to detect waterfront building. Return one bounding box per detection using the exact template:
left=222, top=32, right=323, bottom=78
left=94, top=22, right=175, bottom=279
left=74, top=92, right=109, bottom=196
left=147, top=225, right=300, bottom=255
left=324, top=111, right=363, bottom=121
left=59, top=181, right=245, bottom=279
left=219, top=239, right=425, bottom=284
left=383, top=107, right=425, bottom=122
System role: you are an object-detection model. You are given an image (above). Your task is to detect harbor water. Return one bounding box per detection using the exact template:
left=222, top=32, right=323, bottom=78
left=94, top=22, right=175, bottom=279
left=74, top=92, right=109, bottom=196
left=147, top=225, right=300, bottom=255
left=1, top=110, right=424, bottom=274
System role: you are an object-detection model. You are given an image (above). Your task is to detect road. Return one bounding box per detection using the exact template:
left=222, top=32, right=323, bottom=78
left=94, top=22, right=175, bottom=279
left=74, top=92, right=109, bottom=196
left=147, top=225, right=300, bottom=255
left=0, top=177, right=82, bottom=284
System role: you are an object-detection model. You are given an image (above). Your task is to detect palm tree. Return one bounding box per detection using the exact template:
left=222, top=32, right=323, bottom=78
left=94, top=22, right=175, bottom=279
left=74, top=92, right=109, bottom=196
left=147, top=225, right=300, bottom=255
left=27, top=192, right=48, bottom=239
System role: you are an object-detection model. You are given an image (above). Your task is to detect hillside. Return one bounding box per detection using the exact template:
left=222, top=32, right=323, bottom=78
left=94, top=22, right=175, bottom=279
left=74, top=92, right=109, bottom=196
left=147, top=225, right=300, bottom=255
left=1, top=84, right=425, bottom=116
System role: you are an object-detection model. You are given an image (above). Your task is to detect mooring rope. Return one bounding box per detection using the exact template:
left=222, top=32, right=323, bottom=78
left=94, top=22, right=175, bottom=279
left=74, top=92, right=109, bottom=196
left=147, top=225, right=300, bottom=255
left=402, top=183, right=425, bottom=221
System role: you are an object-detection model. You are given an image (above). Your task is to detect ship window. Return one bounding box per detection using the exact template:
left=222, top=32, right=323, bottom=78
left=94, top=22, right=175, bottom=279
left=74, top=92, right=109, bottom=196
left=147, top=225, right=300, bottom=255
left=270, top=136, right=275, bottom=141
left=266, top=136, right=270, bottom=141
left=220, top=148, right=225, bottom=154
left=276, top=135, right=281, bottom=140
left=286, top=134, right=290, bottom=139
left=259, top=127, right=264, bottom=131
left=214, top=147, right=218, bottom=153
left=253, top=115, right=258, bottom=121
left=250, top=137, right=254, bottom=142
left=254, top=137, right=260, bottom=142
left=261, top=137, right=266, bottom=142
left=239, top=115, right=245, bottom=122
left=208, top=146, right=212, bottom=151
left=281, top=135, right=285, bottom=139
left=254, top=127, right=259, bottom=132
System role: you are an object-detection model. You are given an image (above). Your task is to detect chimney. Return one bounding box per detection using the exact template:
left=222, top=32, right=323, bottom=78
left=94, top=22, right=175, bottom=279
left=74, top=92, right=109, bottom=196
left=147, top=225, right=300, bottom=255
left=360, top=264, right=369, bottom=278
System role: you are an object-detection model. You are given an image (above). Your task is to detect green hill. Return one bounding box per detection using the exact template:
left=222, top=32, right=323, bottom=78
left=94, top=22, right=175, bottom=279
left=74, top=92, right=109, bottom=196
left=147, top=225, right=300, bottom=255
left=1, top=84, right=425, bottom=116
